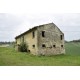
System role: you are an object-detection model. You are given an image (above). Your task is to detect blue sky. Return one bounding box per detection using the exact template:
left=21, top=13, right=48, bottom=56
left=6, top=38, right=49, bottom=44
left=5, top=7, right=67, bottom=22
left=0, top=13, right=80, bottom=41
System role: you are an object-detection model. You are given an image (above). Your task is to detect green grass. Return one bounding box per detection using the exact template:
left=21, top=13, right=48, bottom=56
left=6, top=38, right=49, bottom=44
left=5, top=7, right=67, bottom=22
left=66, top=42, right=80, bottom=55
left=0, top=42, right=80, bottom=66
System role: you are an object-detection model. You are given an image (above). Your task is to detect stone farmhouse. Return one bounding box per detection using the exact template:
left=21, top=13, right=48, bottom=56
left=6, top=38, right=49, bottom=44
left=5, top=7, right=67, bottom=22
left=15, top=23, right=65, bottom=55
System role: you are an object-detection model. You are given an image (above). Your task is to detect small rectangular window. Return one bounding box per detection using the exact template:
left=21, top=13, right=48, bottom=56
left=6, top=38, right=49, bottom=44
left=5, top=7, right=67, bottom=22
left=32, top=31, right=35, bottom=38
left=60, top=35, right=63, bottom=40
left=42, top=44, right=46, bottom=48
left=32, top=45, right=35, bottom=48
left=61, top=45, right=63, bottom=48
left=53, top=45, right=56, bottom=48
left=22, top=36, right=24, bottom=42
left=42, top=31, right=45, bottom=37
left=16, top=40, right=17, bottom=44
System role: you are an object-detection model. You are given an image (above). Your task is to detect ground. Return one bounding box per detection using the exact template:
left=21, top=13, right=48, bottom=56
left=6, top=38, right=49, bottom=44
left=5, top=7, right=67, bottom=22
left=0, top=42, right=80, bottom=66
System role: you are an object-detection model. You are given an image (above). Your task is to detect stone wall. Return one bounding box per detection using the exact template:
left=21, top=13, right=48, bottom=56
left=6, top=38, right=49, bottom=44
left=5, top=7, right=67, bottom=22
left=37, top=23, right=65, bottom=55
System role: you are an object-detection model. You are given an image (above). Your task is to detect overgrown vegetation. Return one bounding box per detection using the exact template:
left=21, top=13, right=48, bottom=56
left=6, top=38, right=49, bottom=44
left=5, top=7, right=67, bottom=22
left=19, top=42, right=28, bottom=52
left=0, top=42, right=80, bottom=66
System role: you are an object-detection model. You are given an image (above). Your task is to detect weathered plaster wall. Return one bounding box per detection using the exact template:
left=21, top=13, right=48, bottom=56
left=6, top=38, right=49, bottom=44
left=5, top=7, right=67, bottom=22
left=16, top=30, right=38, bottom=55
left=24, top=30, right=38, bottom=55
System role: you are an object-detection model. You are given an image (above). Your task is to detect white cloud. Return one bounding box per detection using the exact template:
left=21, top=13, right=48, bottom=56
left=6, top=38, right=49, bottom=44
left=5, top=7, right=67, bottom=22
left=0, top=13, right=80, bottom=41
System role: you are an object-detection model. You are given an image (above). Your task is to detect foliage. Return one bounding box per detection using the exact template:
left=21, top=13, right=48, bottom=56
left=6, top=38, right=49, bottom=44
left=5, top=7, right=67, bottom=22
left=19, top=42, right=28, bottom=52
left=0, top=41, right=15, bottom=45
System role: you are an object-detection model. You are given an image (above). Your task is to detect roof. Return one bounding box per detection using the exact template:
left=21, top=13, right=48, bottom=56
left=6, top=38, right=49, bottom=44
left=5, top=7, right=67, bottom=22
left=15, top=23, right=52, bottom=39
left=15, top=22, right=63, bottom=39
left=15, top=26, right=37, bottom=39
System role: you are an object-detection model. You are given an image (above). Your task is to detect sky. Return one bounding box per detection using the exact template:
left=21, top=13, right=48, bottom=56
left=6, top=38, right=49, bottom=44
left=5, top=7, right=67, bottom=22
left=0, top=13, right=80, bottom=41
left=0, top=0, right=80, bottom=41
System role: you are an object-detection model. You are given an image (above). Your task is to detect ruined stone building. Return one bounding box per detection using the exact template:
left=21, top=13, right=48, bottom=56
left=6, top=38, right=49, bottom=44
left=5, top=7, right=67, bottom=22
left=15, top=23, right=65, bottom=55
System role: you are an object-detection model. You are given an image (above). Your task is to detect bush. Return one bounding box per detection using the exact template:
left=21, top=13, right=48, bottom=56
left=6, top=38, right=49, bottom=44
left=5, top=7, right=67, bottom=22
left=19, top=42, right=28, bottom=52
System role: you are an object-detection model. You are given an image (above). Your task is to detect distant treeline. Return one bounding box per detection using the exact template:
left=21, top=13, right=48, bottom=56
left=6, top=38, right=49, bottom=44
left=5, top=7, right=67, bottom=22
left=0, top=41, right=15, bottom=45
left=70, top=39, right=80, bottom=42
left=65, top=39, right=80, bottom=43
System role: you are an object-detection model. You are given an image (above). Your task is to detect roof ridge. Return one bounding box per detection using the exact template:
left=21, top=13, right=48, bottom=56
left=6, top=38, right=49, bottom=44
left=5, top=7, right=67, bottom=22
left=15, top=22, right=55, bottom=39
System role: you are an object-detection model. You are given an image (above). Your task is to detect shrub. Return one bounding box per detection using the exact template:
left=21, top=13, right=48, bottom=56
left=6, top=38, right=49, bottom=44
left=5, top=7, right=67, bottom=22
left=19, top=42, right=28, bottom=52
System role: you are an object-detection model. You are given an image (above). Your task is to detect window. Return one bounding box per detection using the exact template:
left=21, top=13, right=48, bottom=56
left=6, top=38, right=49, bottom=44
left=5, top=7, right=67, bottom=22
left=32, top=45, right=35, bottom=48
left=16, top=41, right=17, bottom=44
left=32, top=31, right=35, bottom=38
left=28, top=50, right=30, bottom=53
left=61, top=45, right=63, bottom=48
left=42, top=31, right=45, bottom=37
left=60, top=35, right=63, bottom=40
left=42, top=44, right=46, bottom=48
left=22, top=36, right=24, bottom=42
left=53, top=45, right=56, bottom=48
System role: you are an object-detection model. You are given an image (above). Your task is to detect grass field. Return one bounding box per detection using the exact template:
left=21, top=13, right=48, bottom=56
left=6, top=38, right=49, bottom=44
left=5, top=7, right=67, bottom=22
left=0, top=42, right=80, bottom=66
